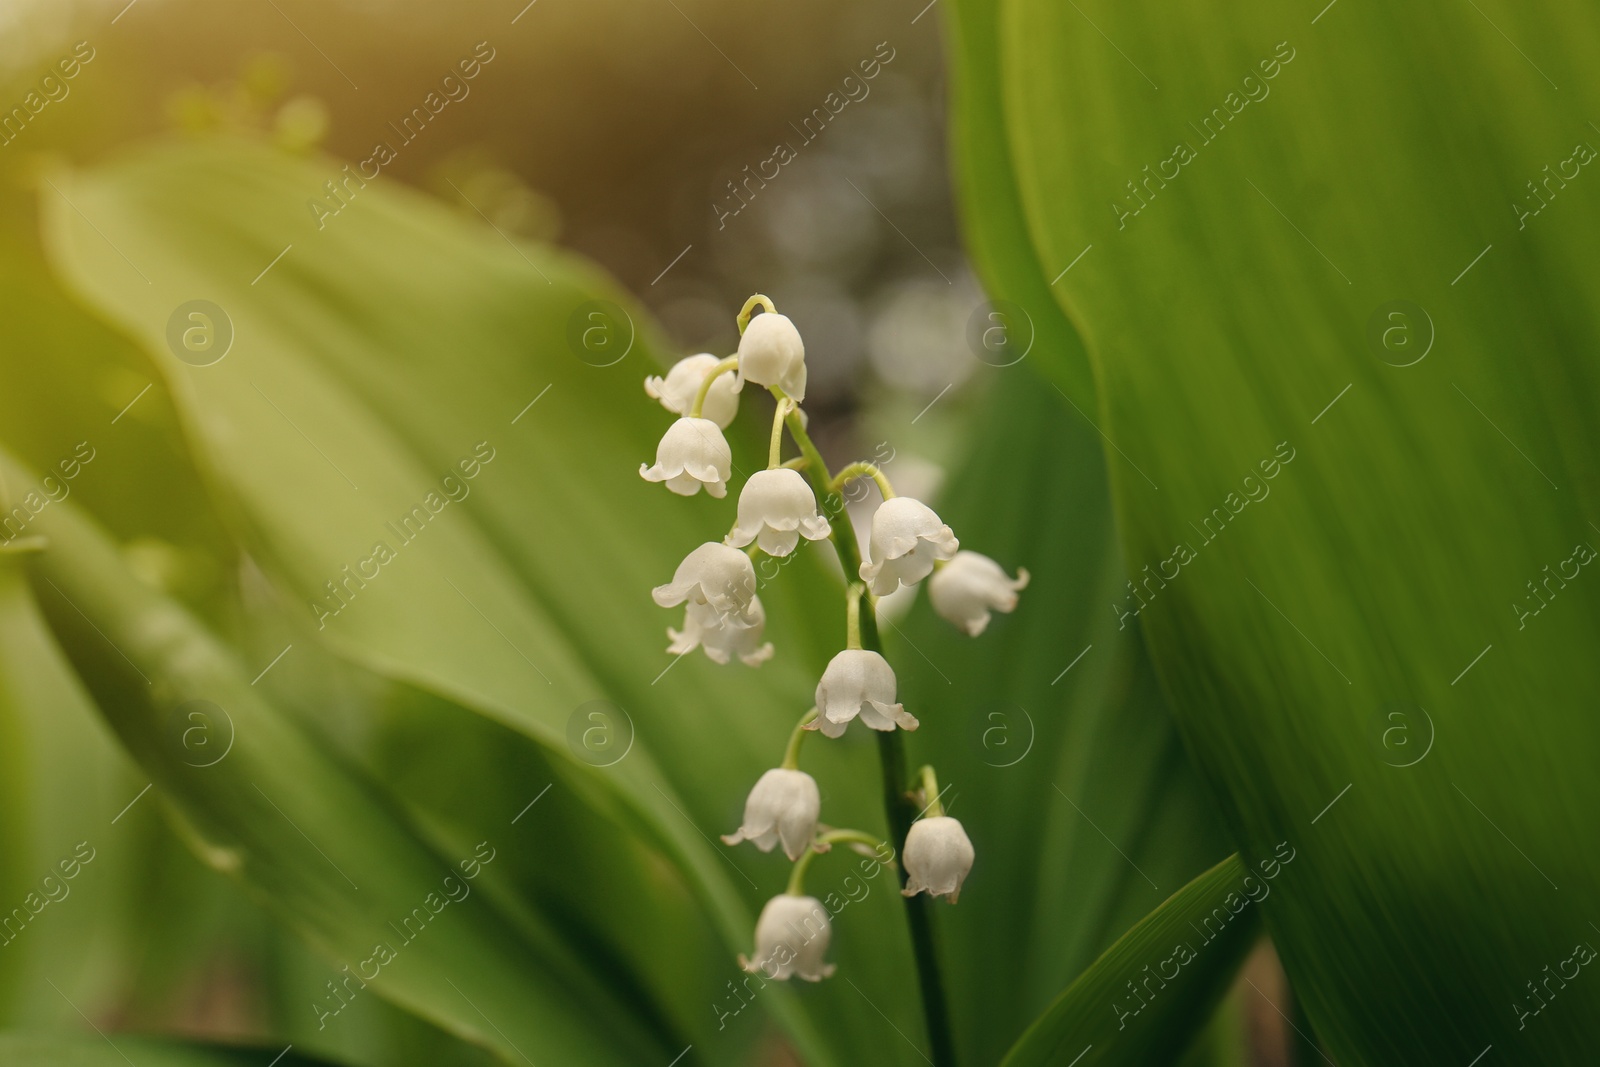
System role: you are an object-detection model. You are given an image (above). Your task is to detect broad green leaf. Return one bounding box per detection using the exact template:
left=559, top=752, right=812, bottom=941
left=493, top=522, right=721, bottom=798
left=0, top=553, right=140, bottom=1018
left=919, top=4, right=1238, bottom=1056
left=0, top=1033, right=343, bottom=1066
left=0, top=203, right=253, bottom=1027
left=959, top=0, right=1600, bottom=1061
left=40, top=136, right=921, bottom=1064
left=941, top=0, right=1095, bottom=408
left=0, top=546, right=257, bottom=1031
left=9, top=462, right=678, bottom=1066
left=310, top=677, right=765, bottom=1067
left=1001, top=855, right=1261, bottom=1067
left=893, top=364, right=1233, bottom=1067
left=0, top=218, right=512, bottom=1065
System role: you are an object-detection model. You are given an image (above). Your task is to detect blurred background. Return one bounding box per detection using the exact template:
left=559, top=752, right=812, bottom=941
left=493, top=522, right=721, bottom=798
left=0, top=0, right=979, bottom=427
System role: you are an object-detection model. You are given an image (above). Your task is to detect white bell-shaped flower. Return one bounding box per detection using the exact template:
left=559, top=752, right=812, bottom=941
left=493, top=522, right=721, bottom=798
left=727, top=469, right=831, bottom=556
left=859, top=496, right=959, bottom=596
left=640, top=417, right=732, bottom=498
left=667, top=597, right=773, bottom=666
left=902, top=815, right=975, bottom=903
left=740, top=894, right=835, bottom=981
left=736, top=313, right=807, bottom=402
left=721, top=768, right=820, bottom=860
left=644, top=353, right=739, bottom=428
left=812, top=649, right=918, bottom=738
left=652, top=542, right=757, bottom=622
left=928, top=551, right=1030, bottom=636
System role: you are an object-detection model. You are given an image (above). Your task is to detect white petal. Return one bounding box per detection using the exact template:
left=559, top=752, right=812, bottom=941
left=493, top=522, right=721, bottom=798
left=813, top=650, right=907, bottom=737
left=690, top=596, right=772, bottom=666
left=645, top=354, right=715, bottom=413
left=724, top=768, right=817, bottom=860
left=652, top=543, right=756, bottom=618
left=739, top=642, right=775, bottom=667
left=645, top=353, right=740, bottom=427
left=814, top=715, right=847, bottom=739
left=736, top=313, right=807, bottom=402
left=732, top=469, right=829, bottom=557
left=861, top=497, right=959, bottom=594
left=929, top=552, right=1030, bottom=636
left=745, top=894, right=833, bottom=981
left=869, top=497, right=946, bottom=560
left=902, top=816, right=975, bottom=902
left=644, top=418, right=731, bottom=496
left=798, top=514, right=832, bottom=541
left=757, top=526, right=801, bottom=557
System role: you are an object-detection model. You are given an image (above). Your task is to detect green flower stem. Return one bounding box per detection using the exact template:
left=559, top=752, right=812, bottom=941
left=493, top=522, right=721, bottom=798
left=781, top=708, right=818, bottom=770
left=819, top=828, right=894, bottom=856
left=769, top=384, right=959, bottom=1067
left=918, top=765, right=944, bottom=818
left=768, top=398, right=792, bottom=469
left=786, top=828, right=894, bottom=895
left=845, top=582, right=864, bottom=650
left=736, top=293, right=776, bottom=334
left=688, top=355, right=739, bottom=419
left=830, top=461, right=897, bottom=500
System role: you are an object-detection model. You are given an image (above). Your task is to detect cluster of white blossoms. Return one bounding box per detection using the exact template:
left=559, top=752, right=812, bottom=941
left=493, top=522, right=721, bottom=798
left=639, top=295, right=1027, bottom=982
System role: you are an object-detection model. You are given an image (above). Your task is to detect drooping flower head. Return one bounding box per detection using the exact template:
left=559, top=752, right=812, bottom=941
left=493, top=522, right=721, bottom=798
left=727, top=468, right=831, bottom=557
left=859, top=496, right=959, bottom=596
left=813, top=649, right=918, bottom=738
left=740, top=894, right=835, bottom=981
left=667, top=596, right=773, bottom=666
left=640, top=417, right=732, bottom=498
left=928, top=551, right=1029, bottom=636
left=645, top=353, right=740, bottom=428
left=736, top=312, right=807, bottom=402
left=902, top=815, right=975, bottom=903
left=722, top=768, right=820, bottom=860
left=653, top=542, right=757, bottom=622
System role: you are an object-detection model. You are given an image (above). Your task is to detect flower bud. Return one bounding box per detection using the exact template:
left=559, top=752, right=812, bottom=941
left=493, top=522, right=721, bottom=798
left=740, top=894, right=835, bottom=981
left=736, top=313, right=807, bottom=402
left=859, top=496, right=958, bottom=596
left=644, top=353, right=740, bottom=428
left=721, top=768, right=820, bottom=860
left=902, top=816, right=975, bottom=903
left=928, top=551, right=1029, bottom=636
left=727, top=469, right=831, bottom=556
left=640, top=417, right=731, bottom=498
left=813, top=649, right=918, bottom=738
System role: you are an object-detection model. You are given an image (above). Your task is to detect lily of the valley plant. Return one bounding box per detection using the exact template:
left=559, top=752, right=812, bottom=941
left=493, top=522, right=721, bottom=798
left=641, top=295, right=1026, bottom=1061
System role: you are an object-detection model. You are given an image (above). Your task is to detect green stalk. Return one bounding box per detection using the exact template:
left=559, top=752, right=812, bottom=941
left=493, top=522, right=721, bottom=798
left=845, top=582, right=864, bottom=650
left=917, top=765, right=945, bottom=819
left=830, top=461, right=897, bottom=500
left=768, top=398, right=792, bottom=469
left=771, top=386, right=959, bottom=1067
left=780, top=708, right=817, bottom=770
left=689, top=355, right=739, bottom=419
left=787, top=828, right=894, bottom=896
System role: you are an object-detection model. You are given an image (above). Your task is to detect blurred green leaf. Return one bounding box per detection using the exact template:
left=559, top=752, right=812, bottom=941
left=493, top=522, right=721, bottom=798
left=9, top=462, right=679, bottom=1066
left=893, top=365, right=1233, bottom=1066
left=1000, top=855, right=1259, bottom=1067
left=942, top=0, right=1096, bottom=409
left=0, top=1033, right=344, bottom=1066
left=0, top=546, right=257, bottom=1031
left=952, top=0, right=1600, bottom=1062
left=0, top=215, right=509, bottom=1064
